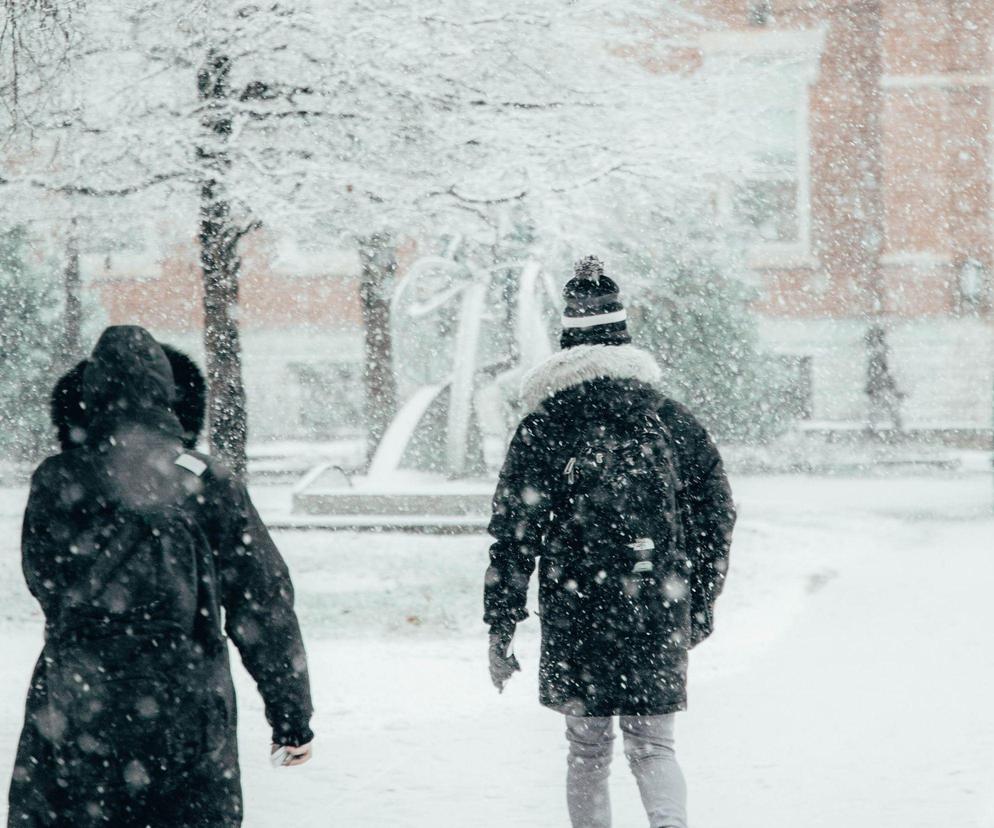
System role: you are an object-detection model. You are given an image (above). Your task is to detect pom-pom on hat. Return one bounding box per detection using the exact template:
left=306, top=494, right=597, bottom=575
left=560, top=256, right=631, bottom=349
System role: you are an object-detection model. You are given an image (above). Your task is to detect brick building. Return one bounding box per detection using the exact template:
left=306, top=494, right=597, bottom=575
left=88, top=0, right=994, bottom=440
left=85, top=235, right=366, bottom=441
left=696, top=0, right=994, bottom=435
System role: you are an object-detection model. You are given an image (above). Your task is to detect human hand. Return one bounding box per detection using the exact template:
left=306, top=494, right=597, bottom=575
left=488, top=625, right=520, bottom=692
left=271, top=741, right=313, bottom=767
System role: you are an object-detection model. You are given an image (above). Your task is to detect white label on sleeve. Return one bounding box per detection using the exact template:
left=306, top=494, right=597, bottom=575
left=175, top=453, right=208, bottom=477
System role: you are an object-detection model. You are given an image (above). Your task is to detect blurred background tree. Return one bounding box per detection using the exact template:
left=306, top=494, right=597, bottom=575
left=0, top=226, right=62, bottom=461
left=533, top=180, right=791, bottom=443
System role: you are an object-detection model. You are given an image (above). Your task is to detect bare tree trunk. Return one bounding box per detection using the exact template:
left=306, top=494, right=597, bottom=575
left=200, top=185, right=250, bottom=477
left=60, top=216, right=83, bottom=366
left=358, top=233, right=398, bottom=463
left=198, top=49, right=249, bottom=478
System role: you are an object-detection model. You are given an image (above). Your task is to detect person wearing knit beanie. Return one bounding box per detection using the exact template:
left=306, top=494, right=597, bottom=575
left=560, top=255, right=632, bottom=349
left=486, top=254, right=736, bottom=828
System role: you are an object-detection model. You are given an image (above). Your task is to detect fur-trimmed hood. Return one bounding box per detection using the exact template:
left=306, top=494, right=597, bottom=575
left=52, top=342, right=207, bottom=451
left=520, top=344, right=663, bottom=415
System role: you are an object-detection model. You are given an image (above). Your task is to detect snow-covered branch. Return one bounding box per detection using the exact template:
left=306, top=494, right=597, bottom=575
left=1, top=0, right=789, bottom=279
left=0, top=169, right=186, bottom=196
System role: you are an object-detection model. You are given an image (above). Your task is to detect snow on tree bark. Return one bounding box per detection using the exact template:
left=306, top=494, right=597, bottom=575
left=59, top=215, right=83, bottom=366
left=358, top=233, right=398, bottom=462
left=198, top=48, right=250, bottom=478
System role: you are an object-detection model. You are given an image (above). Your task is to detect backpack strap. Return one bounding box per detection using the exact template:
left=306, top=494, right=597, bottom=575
left=175, top=453, right=227, bottom=656
left=71, top=516, right=148, bottom=607
left=71, top=451, right=207, bottom=605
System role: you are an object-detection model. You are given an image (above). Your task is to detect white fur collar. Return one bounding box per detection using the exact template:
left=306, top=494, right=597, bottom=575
left=519, top=344, right=662, bottom=415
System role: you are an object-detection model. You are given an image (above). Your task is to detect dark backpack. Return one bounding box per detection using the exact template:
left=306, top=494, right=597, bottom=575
left=549, top=407, right=684, bottom=578
left=46, top=460, right=225, bottom=790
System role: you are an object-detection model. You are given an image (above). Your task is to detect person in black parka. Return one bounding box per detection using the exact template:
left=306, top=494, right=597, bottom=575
left=484, top=259, right=735, bottom=828
left=8, top=326, right=314, bottom=828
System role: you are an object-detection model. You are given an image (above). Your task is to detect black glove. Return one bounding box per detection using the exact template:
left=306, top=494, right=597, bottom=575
left=488, top=623, right=520, bottom=692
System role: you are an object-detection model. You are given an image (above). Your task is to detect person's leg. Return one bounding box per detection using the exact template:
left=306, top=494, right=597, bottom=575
left=565, top=715, right=615, bottom=828
left=620, top=715, right=687, bottom=828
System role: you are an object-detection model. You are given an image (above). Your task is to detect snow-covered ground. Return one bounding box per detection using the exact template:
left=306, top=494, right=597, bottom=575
left=1, top=471, right=992, bottom=827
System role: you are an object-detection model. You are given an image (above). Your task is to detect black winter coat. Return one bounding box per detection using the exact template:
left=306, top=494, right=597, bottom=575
left=8, top=326, right=313, bottom=828
left=484, top=344, right=735, bottom=717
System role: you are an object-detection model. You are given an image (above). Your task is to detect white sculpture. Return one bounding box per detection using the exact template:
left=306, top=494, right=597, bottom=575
left=376, top=253, right=559, bottom=479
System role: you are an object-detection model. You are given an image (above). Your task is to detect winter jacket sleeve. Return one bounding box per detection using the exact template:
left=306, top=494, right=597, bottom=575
left=484, top=417, right=552, bottom=631
left=662, top=401, right=736, bottom=647
left=21, top=458, right=69, bottom=619
left=211, top=471, right=314, bottom=746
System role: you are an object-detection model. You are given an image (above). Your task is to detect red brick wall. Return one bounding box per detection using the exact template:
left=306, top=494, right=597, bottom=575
left=96, top=239, right=362, bottom=335
left=703, top=0, right=993, bottom=320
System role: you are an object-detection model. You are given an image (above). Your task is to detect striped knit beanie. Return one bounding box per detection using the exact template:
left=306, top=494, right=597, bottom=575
left=560, top=256, right=631, bottom=349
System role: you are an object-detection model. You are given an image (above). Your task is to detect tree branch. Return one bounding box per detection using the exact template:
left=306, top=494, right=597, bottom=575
left=436, top=184, right=529, bottom=205
left=0, top=170, right=185, bottom=196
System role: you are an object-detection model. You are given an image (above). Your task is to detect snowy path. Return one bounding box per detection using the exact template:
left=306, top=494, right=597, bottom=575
left=0, top=474, right=992, bottom=827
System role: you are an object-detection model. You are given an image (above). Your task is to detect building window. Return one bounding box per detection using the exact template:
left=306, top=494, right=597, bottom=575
left=748, top=1, right=773, bottom=27
left=957, top=258, right=990, bottom=313
left=727, top=69, right=809, bottom=256
left=733, top=178, right=799, bottom=244
left=701, top=29, right=825, bottom=266
left=289, top=362, right=365, bottom=439
left=776, top=354, right=814, bottom=420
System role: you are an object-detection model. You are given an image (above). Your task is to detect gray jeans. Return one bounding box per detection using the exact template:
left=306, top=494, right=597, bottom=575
left=565, top=714, right=687, bottom=828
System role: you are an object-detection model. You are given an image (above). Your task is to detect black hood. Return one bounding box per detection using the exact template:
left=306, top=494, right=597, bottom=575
left=84, top=326, right=175, bottom=415
left=52, top=329, right=207, bottom=450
